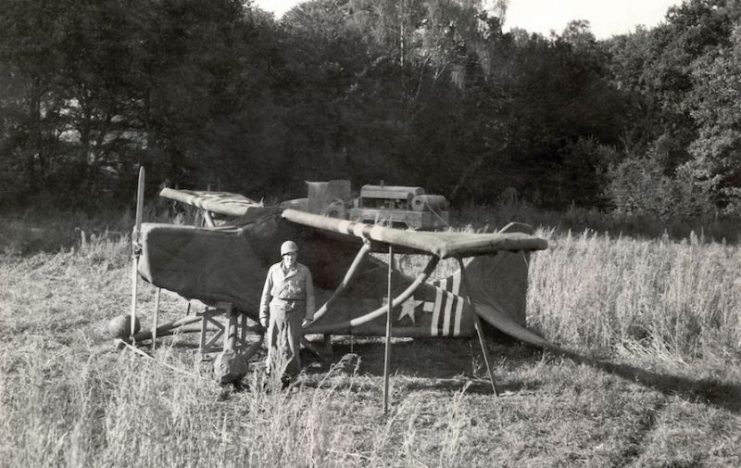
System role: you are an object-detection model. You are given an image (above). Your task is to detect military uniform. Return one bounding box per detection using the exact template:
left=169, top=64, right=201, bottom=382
left=259, top=262, right=315, bottom=377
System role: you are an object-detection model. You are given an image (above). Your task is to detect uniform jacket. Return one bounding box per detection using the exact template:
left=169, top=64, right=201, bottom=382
left=259, top=262, right=316, bottom=323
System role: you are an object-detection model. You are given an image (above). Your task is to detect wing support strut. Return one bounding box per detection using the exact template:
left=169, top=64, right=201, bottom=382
left=202, top=210, right=215, bottom=228
left=307, top=254, right=440, bottom=334
left=311, top=240, right=372, bottom=324
left=457, top=257, right=499, bottom=396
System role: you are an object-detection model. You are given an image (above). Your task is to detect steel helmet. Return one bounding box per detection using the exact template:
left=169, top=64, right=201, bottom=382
left=280, top=240, right=299, bottom=256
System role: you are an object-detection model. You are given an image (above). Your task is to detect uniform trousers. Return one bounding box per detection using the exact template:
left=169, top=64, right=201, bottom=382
left=266, top=301, right=304, bottom=377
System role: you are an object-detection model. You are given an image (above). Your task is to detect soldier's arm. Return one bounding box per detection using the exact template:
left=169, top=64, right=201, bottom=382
left=259, top=267, right=273, bottom=328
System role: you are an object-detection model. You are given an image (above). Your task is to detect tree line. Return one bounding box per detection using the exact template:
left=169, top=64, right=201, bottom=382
left=1, top=0, right=739, bottom=219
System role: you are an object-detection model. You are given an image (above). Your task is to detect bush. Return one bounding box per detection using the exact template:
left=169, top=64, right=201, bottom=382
left=605, top=154, right=718, bottom=220
left=605, top=156, right=674, bottom=219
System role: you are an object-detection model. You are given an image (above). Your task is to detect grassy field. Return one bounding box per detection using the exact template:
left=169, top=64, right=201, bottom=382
left=1, top=211, right=740, bottom=467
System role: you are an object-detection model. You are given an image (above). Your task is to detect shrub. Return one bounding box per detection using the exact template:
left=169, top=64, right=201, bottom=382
left=605, top=154, right=719, bottom=220
left=604, top=156, right=675, bottom=219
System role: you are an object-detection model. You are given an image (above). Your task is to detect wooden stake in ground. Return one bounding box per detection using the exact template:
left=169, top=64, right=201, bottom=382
left=152, top=288, right=160, bottom=351
left=130, top=166, right=145, bottom=343
left=383, top=244, right=394, bottom=415
left=225, top=303, right=238, bottom=352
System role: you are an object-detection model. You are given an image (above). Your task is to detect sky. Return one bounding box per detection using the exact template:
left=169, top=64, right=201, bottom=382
left=253, top=0, right=684, bottom=39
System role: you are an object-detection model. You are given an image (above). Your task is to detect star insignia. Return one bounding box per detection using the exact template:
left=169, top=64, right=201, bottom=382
left=398, top=297, right=424, bottom=323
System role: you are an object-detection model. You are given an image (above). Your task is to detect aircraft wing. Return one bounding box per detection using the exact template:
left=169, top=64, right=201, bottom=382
left=282, top=209, right=547, bottom=258
left=160, top=188, right=272, bottom=218
left=159, top=188, right=547, bottom=257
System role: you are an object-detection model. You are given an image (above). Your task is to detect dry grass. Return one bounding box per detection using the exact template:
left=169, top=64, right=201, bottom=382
left=0, top=211, right=740, bottom=467
left=528, top=229, right=741, bottom=359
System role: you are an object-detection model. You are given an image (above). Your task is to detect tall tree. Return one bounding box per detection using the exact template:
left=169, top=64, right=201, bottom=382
left=687, top=24, right=741, bottom=212
left=0, top=0, right=70, bottom=197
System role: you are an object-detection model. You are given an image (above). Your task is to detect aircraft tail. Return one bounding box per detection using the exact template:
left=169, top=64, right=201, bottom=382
left=442, top=222, right=550, bottom=347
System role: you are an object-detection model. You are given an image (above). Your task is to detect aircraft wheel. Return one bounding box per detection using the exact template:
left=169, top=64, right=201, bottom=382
left=108, top=314, right=141, bottom=341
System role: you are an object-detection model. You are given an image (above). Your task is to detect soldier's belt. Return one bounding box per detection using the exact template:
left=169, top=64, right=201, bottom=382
left=271, top=298, right=306, bottom=311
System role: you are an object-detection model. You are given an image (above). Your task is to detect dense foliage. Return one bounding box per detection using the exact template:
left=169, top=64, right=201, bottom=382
left=0, top=0, right=740, bottom=217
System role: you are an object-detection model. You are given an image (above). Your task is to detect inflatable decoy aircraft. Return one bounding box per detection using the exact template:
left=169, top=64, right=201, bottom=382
left=111, top=170, right=550, bottom=400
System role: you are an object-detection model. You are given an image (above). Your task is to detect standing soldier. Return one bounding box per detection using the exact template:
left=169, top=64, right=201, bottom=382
left=259, top=240, right=315, bottom=387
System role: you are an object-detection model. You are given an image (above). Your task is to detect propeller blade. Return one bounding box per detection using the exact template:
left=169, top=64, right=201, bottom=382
left=130, top=166, right=145, bottom=341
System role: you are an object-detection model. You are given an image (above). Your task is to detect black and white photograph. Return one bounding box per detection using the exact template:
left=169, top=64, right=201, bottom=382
left=1, top=0, right=739, bottom=466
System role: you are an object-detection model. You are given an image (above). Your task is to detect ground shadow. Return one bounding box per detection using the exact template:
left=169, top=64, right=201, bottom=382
left=301, top=338, right=741, bottom=412
left=299, top=338, right=541, bottom=395
left=551, top=348, right=741, bottom=415
left=303, top=340, right=478, bottom=378
left=156, top=332, right=740, bottom=410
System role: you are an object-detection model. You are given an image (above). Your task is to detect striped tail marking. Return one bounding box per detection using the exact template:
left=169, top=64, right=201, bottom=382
left=427, top=272, right=465, bottom=337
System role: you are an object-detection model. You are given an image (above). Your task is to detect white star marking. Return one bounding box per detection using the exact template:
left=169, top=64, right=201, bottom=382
left=399, top=298, right=423, bottom=323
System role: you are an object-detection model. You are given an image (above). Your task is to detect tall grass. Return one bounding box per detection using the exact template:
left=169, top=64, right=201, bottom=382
left=0, top=339, right=472, bottom=467
left=455, top=202, right=741, bottom=244
left=1, top=209, right=739, bottom=466
left=0, top=229, right=473, bottom=467
left=527, top=229, right=741, bottom=359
